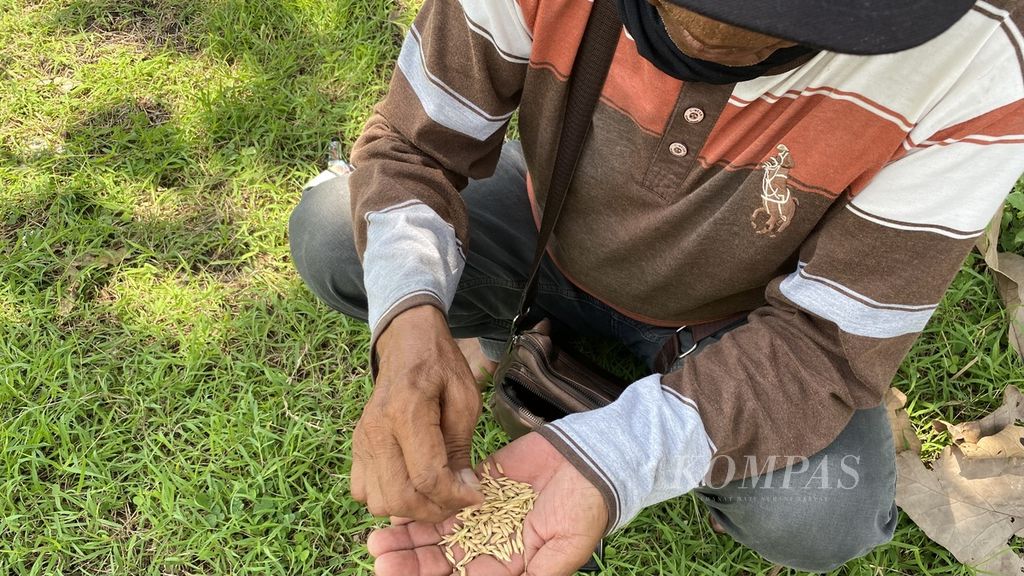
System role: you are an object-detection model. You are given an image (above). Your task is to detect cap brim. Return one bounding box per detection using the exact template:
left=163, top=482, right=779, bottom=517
left=663, top=0, right=977, bottom=55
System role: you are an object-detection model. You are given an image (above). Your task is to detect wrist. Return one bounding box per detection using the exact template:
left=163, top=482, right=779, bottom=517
left=375, top=304, right=448, bottom=357
left=535, top=425, right=619, bottom=536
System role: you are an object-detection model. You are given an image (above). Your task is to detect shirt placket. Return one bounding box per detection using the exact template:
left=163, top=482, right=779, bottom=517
left=643, top=82, right=734, bottom=201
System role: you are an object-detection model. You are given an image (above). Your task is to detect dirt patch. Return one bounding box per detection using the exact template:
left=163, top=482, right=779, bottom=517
left=0, top=198, right=50, bottom=247
left=111, top=501, right=145, bottom=541
left=30, top=52, right=75, bottom=79
left=136, top=96, right=172, bottom=126
left=61, top=96, right=176, bottom=161
left=73, top=97, right=172, bottom=133
left=49, top=0, right=202, bottom=54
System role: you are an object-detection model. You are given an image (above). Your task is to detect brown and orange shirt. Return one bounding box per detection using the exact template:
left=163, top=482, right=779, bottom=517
left=348, top=0, right=1024, bottom=532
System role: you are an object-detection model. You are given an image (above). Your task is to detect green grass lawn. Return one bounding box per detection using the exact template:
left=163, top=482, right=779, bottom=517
left=1, top=1, right=1023, bottom=574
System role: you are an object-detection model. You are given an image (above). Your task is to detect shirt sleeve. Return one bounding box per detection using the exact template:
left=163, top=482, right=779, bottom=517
left=538, top=41, right=1024, bottom=532
left=674, top=49, right=1024, bottom=488
left=348, top=0, right=531, bottom=344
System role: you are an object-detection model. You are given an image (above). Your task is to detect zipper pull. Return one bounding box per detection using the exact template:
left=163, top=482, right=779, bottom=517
left=327, top=138, right=353, bottom=174
left=503, top=334, right=521, bottom=359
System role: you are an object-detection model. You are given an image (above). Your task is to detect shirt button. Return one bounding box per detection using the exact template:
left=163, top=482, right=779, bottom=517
left=669, top=142, right=688, bottom=157
left=684, top=107, right=705, bottom=123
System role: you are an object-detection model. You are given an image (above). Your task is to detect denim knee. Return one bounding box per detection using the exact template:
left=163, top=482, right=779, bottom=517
left=698, top=405, right=899, bottom=572
left=730, top=496, right=898, bottom=572
left=288, top=171, right=368, bottom=319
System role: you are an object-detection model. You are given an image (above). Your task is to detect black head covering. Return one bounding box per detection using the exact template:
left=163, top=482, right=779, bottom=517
left=662, top=0, right=976, bottom=55
left=618, top=0, right=817, bottom=84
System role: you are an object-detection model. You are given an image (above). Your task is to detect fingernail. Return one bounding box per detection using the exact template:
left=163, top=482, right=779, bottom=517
left=458, top=468, right=481, bottom=490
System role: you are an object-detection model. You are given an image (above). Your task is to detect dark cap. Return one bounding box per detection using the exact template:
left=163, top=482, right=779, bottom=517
left=664, top=0, right=978, bottom=55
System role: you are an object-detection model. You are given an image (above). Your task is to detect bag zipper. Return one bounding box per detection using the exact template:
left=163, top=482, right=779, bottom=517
left=514, top=334, right=609, bottom=409
left=497, top=373, right=549, bottom=427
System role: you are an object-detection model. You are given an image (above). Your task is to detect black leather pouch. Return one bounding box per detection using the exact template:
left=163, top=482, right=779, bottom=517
left=492, top=322, right=627, bottom=440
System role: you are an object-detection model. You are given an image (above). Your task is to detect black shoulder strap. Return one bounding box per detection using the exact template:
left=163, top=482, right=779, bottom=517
left=511, top=0, right=621, bottom=333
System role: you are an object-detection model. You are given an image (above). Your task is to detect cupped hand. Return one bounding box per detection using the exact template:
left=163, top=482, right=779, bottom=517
left=367, top=432, right=608, bottom=576
left=351, top=305, right=484, bottom=522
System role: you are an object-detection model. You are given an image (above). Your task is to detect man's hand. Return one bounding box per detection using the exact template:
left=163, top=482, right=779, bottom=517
left=351, top=305, right=484, bottom=522
left=368, top=432, right=608, bottom=576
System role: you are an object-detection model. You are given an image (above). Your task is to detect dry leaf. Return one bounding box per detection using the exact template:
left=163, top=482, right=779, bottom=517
left=935, top=387, right=1024, bottom=445
left=59, top=247, right=129, bottom=315
left=948, top=428, right=1024, bottom=481
left=889, top=385, right=1024, bottom=575
left=39, top=76, right=80, bottom=93
left=934, top=387, right=1024, bottom=478
left=977, top=207, right=1024, bottom=356
left=886, top=387, right=922, bottom=454
left=995, top=253, right=1024, bottom=357
left=956, top=425, right=1024, bottom=460
left=977, top=206, right=1002, bottom=263
left=896, top=449, right=1024, bottom=575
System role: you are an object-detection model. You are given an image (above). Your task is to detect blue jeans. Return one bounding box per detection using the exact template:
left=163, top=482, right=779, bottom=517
left=288, top=142, right=898, bottom=572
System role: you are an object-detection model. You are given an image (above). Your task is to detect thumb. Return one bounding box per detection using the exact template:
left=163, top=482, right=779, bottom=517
left=524, top=537, right=597, bottom=576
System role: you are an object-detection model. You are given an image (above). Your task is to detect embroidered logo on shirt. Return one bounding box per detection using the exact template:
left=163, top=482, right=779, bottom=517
left=751, top=144, right=799, bottom=237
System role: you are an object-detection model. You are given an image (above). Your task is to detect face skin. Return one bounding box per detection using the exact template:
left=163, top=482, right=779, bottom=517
left=649, top=0, right=797, bottom=66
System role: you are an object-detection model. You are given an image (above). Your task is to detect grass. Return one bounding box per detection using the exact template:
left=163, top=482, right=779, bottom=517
left=1, top=0, right=1023, bottom=574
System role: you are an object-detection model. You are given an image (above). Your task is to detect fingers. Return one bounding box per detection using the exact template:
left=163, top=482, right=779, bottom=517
left=375, top=546, right=518, bottom=576
left=369, top=520, right=454, bottom=576
left=370, top=520, right=521, bottom=576
left=366, top=434, right=449, bottom=520
left=373, top=546, right=453, bottom=576
left=357, top=430, right=473, bottom=521
left=363, top=461, right=386, bottom=516
left=367, top=521, right=444, bottom=556
left=398, top=398, right=481, bottom=517
left=355, top=403, right=454, bottom=520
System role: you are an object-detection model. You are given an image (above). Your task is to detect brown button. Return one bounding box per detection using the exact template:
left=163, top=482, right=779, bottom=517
left=669, top=142, right=688, bottom=157
left=684, top=107, right=705, bottom=123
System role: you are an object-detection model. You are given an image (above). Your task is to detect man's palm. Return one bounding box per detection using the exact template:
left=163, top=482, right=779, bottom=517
left=368, top=432, right=608, bottom=576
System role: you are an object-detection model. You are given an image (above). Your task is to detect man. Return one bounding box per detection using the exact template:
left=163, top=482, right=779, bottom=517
left=289, top=0, right=1024, bottom=573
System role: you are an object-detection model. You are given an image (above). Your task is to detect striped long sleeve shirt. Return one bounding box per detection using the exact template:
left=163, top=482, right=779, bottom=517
left=348, top=0, right=1024, bottom=533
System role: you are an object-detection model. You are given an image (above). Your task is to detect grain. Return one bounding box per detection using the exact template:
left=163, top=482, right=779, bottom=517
left=440, top=463, right=537, bottom=576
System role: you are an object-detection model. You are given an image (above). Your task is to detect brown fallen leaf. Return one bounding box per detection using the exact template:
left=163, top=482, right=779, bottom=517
left=934, top=387, right=1024, bottom=478
left=889, top=385, right=1024, bottom=575
left=886, top=387, right=922, bottom=454
left=935, top=386, right=1024, bottom=445
left=977, top=207, right=1024, bottom=356
left=995, top=253, right=1024, bottom=358
left=896, top=449, right=1024, bottom=575
left=959, top=425, right=1024, bottom=459
left=59, top=247, right=129, bottom=315
left=951, top=426, right=1024, bottom=482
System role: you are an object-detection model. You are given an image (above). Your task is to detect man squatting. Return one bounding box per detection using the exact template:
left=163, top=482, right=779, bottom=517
left=289, top=0, right=1024, bottom=573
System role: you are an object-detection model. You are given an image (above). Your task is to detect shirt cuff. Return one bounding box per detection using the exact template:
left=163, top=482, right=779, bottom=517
left=363, top=200, right=465, bottom=346
left=536, top=374, right=715, bottom=534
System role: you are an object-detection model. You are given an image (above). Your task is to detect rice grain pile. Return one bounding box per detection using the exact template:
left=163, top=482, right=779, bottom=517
left=440, top=462, right=538, bottom=576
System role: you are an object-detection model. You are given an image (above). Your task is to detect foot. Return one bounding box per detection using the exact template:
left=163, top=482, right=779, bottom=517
left=456, top=338, right=499, bottom=386
left=708, top=512, right=728, bottom=535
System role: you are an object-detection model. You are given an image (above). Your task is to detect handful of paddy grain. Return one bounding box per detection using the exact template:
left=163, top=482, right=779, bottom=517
left=440, top=462, right=538, bottom=576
